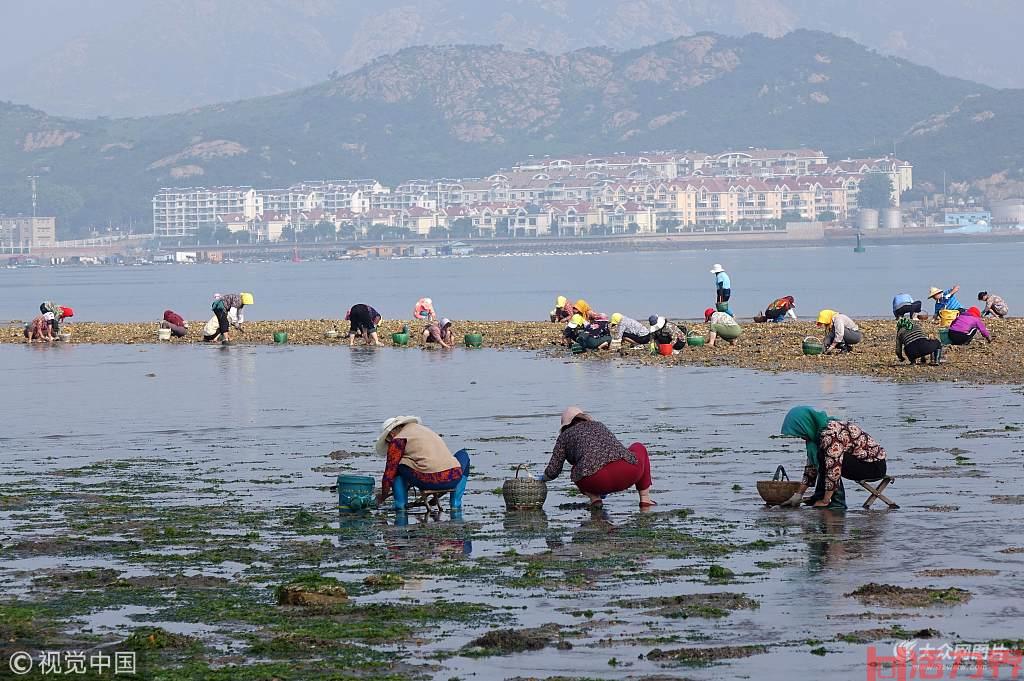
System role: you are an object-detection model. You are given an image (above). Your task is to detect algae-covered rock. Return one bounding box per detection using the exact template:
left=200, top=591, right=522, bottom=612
left=276, top=575, right=348, bottom=607
left=363, top=573, right=404, bottom=590
left=846, top=583, right=971, bottom=607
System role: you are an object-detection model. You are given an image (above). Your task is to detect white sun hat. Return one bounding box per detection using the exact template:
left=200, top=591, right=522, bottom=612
left=710, top=263, right=725, bottom=274
left=374, top=415, right=422, bottom=456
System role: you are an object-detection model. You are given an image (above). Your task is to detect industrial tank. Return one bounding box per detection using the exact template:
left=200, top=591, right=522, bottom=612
left=858, top=208, right=879, bottom=231
left=881, top=207, right=902, bottom=230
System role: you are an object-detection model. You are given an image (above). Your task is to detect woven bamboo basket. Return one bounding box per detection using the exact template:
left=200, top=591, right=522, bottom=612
left=756, top=465, right=802, bottom=505
left=502, top=464, right=548, bottom=510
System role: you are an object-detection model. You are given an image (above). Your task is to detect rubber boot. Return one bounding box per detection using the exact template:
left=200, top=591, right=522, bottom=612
left=449, top=474, right=469, bottom=511
left=393, top=476, right=408, bottom=511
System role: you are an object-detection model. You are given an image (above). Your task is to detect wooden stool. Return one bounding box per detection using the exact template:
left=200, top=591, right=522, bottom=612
left=856, top=477, right=899, bottom=509
left=406, top=487, right=457, bottom=514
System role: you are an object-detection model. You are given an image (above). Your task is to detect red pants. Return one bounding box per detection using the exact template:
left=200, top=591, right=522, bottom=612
left=576, top=443, right=652, bottom=495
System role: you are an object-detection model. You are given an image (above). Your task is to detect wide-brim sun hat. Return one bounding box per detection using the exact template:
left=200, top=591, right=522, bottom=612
left=375, top=415, right=422, bottom=456
left=650, top=316, right=666, bottom=332
left=556, top=295, right=567, bottom=307
left=241, top=292, right=254, bottom=305
left=610, top=312, right=623, bottom=325
left=441, top=318, right=452, bottom=327
left=928, top=287, right=942, bottom=299
left=560, top=406, right=591, bottom=428
left=710, top=264, right=725, bottom=274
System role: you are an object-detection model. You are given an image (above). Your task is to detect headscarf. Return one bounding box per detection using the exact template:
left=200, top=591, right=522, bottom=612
left=573, top=299, right=591, bottom=318
left=780, top=406, right=832, bottom=468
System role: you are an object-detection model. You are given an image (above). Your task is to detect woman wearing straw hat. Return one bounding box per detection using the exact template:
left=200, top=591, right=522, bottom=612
left=374, top=416, right=470, bottom=511
left=928, top=285, right=964, bottom=320
left=539, top=406, right=655, bottom=508
left=710, top=264, right=733, bottom=316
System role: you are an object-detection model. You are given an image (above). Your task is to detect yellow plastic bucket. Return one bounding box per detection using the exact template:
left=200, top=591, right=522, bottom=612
left=938, top=309, right=959, bottom=328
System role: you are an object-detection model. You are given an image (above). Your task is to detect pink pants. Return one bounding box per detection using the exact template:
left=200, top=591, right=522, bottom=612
left=576, top=443, right=652, bottom=495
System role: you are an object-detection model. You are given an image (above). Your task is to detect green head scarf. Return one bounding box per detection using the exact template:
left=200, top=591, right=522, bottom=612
left=780, top=406, right=832, bottom=467
left=896, top=317, right=914, bottom=332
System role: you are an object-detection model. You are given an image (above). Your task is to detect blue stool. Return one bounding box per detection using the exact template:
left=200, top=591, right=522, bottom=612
left=393, top=475, right=468, bottom=513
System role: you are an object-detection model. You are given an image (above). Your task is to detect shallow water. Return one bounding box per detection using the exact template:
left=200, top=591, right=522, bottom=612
left=3, top=240, right=1022, bottom=322
left=1, top=345, right=1022, bottom=679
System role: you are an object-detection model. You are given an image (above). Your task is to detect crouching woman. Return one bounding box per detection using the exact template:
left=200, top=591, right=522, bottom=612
left=779, top=406, right=887, bottom=510
left=375, top=416, right=470, bottom=511
left=539, top=406, right=655, bottom=508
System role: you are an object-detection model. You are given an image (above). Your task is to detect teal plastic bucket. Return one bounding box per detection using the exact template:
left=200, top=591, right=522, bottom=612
left=337, top=475, right=376, bottom=512
left=937, top=328, right=950, bottom=346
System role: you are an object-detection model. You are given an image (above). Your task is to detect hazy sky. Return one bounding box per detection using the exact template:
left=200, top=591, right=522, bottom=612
left=1, top=0, right=1021, bottom=118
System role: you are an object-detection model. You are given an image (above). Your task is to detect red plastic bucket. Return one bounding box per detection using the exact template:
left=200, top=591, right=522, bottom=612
left=657, top=343, right=674, bottom=356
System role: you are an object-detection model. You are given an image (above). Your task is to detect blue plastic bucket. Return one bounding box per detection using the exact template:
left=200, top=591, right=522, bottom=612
left=337, top=474, right=376, bottom=512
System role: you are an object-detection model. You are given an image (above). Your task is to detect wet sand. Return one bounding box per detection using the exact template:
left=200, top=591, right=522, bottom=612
left=6, top=317, right=1022, bottom=384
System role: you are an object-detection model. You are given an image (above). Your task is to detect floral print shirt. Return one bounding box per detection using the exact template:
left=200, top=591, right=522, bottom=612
left=545, top=420, right=637, bottom=483
left=803, top=420, right=886, bottom=491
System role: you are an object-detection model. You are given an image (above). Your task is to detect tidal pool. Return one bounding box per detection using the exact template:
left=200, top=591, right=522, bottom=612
left=1, top=345, right=1022, bottom=680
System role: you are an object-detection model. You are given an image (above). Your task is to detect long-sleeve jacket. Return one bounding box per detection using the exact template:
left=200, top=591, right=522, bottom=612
left=613, top=316, right=648, bottom=341
left=213, top=293, right=245, bottom=324
left=895, top=322, right=929, bottom=361
left=831, top=314, right=859, bottom=339
left=381, top=423, right=460, bottom=496
left=544, top=419, right=636, bottom=483
left=949, top=314, right=990, bottom=340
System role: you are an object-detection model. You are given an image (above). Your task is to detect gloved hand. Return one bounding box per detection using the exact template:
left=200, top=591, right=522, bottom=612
left=779, top=492, right=804, bottom=508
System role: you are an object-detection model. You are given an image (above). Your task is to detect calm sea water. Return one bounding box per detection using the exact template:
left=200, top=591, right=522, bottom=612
left=2, top=241, right=1019, bottom=322
left=1, top=344, right=1022, bottom=679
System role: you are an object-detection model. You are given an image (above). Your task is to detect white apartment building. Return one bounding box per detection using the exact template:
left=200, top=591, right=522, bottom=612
left=152, top=187, right=261, bottom=238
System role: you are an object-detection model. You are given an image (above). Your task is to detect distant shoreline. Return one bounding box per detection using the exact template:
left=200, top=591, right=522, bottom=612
left=17, top=228, right=1024, bottom=264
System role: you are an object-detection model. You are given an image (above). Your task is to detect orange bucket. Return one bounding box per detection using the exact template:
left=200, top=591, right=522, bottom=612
left=657, top=343, right=674, bottom=356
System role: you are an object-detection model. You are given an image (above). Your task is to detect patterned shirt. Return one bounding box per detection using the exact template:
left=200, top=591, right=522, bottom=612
left=984, top=295, right=1008, bottom=317
left=545, top=419, right=637, bottom=483
left=895, top=322, right=928, bottom=361
left=803, top=420, right=886, bottom=491
left=613, top=316, right=648, bottom=341
left=708, top=311, right=738, bottom=327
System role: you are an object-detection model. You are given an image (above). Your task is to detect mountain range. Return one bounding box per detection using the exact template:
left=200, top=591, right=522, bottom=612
left=1, top=29, right=1021, bottom=237
left=2, top=0, right=1023, bottom=118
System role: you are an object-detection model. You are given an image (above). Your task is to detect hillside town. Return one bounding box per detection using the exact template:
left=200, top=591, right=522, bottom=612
left=151, top=149, right=915, bottom=241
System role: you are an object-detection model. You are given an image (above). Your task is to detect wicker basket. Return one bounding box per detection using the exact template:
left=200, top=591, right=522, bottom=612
left=756, top=465, right=802, bottom=505
left=502, top=464, right=548, bottom=510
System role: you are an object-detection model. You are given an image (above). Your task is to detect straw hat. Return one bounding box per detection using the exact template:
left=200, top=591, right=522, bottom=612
left=928, top=287, right=943, bottom=299
left=375, top=415, right=421, bottom=456
left=560, top=406, right=591, bottom=428
left=710, top=264, right=725, bottom=274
